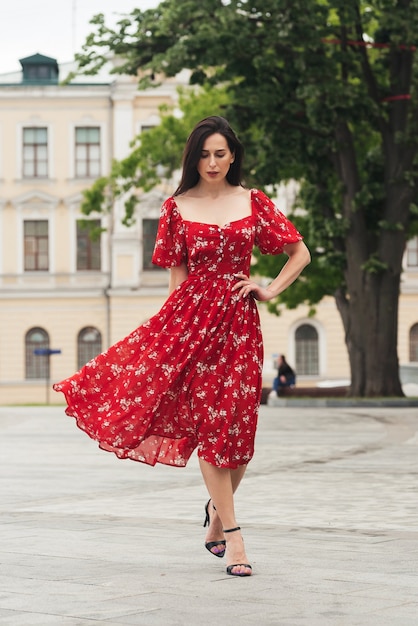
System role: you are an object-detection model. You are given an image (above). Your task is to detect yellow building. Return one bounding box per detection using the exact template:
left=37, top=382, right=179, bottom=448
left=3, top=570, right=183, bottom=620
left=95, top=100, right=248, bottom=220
left=0, top=54, right=417, bottom=403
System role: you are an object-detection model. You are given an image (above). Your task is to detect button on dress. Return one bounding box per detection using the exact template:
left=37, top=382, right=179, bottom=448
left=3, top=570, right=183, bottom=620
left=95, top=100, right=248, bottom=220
left=53, top=189, right=303, bottom=468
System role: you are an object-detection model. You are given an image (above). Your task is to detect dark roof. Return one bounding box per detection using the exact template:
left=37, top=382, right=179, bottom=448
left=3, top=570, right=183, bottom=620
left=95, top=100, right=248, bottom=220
left=19, top=53, right=59, bottom=68
left=18, top=53, right=59, bottom=85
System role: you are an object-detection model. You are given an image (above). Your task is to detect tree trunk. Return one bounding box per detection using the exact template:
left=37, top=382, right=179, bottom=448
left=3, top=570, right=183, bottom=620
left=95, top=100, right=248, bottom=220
left=336, top=271, right=404, bottom=397
left=333, top=121, right=407, bottom=397
left=334, top=215, right=406, bottom=398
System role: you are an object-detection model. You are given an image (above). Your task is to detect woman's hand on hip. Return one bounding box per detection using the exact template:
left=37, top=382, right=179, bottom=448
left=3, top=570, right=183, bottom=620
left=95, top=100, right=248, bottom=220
left=232, top=274, right=275, bottom=301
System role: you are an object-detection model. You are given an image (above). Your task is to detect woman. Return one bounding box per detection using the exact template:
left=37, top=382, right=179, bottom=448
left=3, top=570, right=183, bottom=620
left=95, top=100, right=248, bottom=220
left=273, top=354, right=296, bottom=394
left=54, top=116, right=310, bottom=577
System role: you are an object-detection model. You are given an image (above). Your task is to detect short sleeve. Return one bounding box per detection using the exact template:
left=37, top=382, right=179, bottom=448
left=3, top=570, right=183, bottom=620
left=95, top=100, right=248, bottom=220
left=152, top=197, right=187, bottom=268
left=253, top=189, right=303, bottom=254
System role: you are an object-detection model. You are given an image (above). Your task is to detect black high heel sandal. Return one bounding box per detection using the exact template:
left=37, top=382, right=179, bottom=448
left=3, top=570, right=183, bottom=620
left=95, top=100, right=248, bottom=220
left=223, top=526, right=252, bottom=577
left=203, top=499, right=226, bottom=558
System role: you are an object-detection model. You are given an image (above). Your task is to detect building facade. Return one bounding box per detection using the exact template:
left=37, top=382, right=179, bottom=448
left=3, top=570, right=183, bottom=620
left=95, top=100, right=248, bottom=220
left=0, top=54, right=417, bottom=404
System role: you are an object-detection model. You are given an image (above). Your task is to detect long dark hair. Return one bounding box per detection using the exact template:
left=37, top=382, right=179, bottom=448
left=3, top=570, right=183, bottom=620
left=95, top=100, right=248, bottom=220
left=174, top=116, right=244, bottom=196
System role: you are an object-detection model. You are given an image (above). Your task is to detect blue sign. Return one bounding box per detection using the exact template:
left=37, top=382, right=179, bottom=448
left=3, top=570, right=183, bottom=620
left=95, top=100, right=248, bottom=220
left=33, top=348, right=62, bottom=356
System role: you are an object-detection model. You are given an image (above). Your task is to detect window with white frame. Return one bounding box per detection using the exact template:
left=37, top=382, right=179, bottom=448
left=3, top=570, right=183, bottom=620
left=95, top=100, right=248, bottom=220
left=143, top=218, right=163, bottom=270
left=77, top=327, right=102, bottom=369
left=76, top=220, right=101, bottom=270
left=23, top=127, right=48, bottom=178
left=410, top=323, right=418, bottom=362
left=406, top=237, right=418, bottom=267
left=295, top=323, right=319, bottom=375
left=24, top=220, right=49, bottom=271
left=25, top=327, right=49, bottom=379
left=75, top=127, right=101, bottom=178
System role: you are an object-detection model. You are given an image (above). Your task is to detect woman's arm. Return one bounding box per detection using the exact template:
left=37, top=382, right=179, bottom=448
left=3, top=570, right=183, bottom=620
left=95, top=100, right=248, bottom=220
left=233, top=240, right=311, bottom=301
left=169, top=262, right=189, bottom=295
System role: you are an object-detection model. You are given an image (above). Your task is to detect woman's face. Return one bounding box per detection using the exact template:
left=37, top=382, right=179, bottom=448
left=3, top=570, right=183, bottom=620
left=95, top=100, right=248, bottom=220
left=197, top=133, right=234, bottom=184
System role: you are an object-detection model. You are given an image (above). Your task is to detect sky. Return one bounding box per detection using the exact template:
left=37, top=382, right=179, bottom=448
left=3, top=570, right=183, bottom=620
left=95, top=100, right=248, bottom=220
left=0, top=0, right=159, bottom=74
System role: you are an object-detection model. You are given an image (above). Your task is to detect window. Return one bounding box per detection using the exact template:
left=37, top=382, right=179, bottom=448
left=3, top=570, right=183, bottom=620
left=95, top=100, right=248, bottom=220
left=78, top=327, right=102, bottom=369
left=27, top=65, right=50, bottom=80
left=143, top=218, right=162, bottom=270
left=23, top=127, right=48, bottom=178
left=406, top=237, right=418, bottom=267
left=25, top=327, right=49, bottom=379
left=76, top=220, right=101, bottom=270
left=21, top=55, right=59, bottom=84
left=24, top=220, right=48, bottom=271
left=410, top=324, right=418, bottom=362
left=295, top=324, right=319, bottom=375
left=75, top=127, right=101, bottom=178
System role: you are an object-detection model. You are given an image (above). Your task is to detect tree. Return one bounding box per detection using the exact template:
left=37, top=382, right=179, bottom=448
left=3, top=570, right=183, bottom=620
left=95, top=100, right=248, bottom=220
left=81, top=85, right=229, bottom=227
left=76, top=0, right=418, bottom=396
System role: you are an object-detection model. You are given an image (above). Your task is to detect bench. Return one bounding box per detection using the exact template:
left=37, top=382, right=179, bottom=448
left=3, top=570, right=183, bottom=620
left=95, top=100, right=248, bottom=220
left=260, top=385, right=350, bottom=404
left=277, top=385, right=350, bottom=398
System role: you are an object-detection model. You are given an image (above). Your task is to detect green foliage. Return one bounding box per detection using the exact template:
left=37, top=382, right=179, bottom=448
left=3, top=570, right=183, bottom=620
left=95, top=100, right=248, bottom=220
left=361, top=254, right=389, bottom=273
left=252, top=208, right=346, bottom=313
left=407, top=201, right=418, bottom=237
left=77, top=0, right=418, bottom=311
left=81, top=176, right=109, bottom=216
left=77, top=219, right=105, bottom=242
left=80, top=85, right=230, bottom=224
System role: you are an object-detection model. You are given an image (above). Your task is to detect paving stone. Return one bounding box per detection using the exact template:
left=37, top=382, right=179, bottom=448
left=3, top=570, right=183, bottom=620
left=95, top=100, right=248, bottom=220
left=0, top=405, right=417, bottom=625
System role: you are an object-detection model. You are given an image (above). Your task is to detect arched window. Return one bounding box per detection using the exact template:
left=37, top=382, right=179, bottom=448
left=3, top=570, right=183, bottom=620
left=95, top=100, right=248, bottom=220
left=409, top=323, right=418, bottom=362
left=295, top=323, right=319, bottom=375
left=25, top=327, right=49, bottom=379
left=77, top=327, right=102, bottom=369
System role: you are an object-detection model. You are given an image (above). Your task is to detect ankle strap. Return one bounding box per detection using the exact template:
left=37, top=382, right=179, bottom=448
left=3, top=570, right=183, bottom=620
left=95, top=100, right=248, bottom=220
left=223, top=526, right=241, bottom=533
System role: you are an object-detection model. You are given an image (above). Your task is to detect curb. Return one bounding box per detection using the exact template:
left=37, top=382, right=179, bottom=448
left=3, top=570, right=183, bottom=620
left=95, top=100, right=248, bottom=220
left=268, top=397, right=418, bottom=408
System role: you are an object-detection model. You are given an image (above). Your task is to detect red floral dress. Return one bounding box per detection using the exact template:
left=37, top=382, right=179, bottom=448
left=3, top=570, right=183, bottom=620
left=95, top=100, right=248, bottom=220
left=53, top=189, right=302, bottom=468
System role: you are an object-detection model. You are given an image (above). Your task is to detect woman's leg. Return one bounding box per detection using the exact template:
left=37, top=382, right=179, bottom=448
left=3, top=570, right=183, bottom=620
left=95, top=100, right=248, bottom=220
left=199, top=458, right=252, bottom=575
left=201, top=461, right=246, bottom=554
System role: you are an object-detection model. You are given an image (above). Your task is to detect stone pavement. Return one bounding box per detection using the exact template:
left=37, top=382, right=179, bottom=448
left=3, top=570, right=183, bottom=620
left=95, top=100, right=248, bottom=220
left=0, top=404, right=417, bottom=626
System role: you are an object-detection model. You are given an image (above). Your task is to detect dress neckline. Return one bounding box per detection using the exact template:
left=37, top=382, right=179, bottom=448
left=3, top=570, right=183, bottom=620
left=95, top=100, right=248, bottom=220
left=171, top=189, right=255, bottom=230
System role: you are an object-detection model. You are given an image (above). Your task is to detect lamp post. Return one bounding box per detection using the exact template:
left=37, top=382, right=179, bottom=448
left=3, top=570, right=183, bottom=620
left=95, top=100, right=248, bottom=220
left=33, top=348, right=61, bottom=404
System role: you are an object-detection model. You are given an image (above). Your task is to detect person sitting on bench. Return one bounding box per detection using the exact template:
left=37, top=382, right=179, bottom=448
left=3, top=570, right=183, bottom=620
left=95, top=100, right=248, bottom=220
left=273, top=355, right=296, bottom=395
